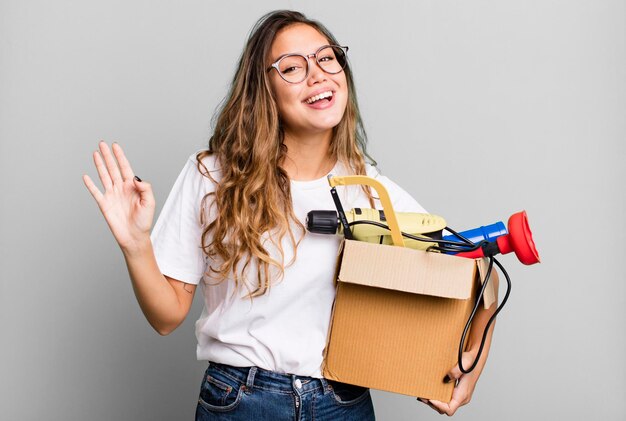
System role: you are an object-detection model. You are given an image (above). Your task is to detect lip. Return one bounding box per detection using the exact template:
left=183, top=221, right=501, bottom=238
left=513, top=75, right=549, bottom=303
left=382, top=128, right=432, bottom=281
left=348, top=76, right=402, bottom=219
left=305, top=92, right=336, bottom=110
left=302, top=88, right=336, bottom=110
left=302, top=88, right=335, bottom=104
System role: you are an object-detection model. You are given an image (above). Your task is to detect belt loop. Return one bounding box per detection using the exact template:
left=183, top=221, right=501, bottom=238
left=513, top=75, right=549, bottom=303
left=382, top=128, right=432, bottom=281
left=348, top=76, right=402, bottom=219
left=246, top=366, right=257, bottom=389
left=319, top=378, right=331, bottom=395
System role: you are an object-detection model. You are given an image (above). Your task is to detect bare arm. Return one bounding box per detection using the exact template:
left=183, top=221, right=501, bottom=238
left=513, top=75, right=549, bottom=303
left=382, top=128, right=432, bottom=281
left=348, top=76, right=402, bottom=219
left=420, top=268, right=500, bottom=416
left=83, top=142, right=195, bottom=335
left=123, top=239, right=196, bottom=335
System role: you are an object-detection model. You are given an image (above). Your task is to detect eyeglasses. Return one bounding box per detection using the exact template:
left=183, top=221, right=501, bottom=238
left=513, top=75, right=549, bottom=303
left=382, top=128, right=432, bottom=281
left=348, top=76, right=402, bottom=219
left=267, top=45, right=349, bottom=84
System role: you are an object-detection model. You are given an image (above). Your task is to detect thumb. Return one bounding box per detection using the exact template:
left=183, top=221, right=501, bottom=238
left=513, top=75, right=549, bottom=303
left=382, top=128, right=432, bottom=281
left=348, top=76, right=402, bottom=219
left=133, top=176, right=155, bottom=206
left=444, top=351, right=476, bottom=384
left=444, top=367, right=461, bottom=385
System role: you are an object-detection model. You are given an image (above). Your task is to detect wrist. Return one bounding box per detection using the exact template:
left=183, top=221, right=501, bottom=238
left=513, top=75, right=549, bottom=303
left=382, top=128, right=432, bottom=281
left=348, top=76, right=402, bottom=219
left=465, top=345, right=479, bottom=360
left=120, top=234, right=153, bottom=258
left=461, top=345, right=488, bottom=377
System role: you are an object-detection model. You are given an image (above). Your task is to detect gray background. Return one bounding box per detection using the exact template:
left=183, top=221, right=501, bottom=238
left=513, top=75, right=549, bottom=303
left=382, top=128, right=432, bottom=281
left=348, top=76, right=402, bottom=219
left=1, top=0, right=624, bottom=420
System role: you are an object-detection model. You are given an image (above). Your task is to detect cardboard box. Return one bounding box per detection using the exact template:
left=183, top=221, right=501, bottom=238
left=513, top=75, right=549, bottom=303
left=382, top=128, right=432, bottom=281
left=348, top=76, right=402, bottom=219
left=322, top=239, right=496, bottom=402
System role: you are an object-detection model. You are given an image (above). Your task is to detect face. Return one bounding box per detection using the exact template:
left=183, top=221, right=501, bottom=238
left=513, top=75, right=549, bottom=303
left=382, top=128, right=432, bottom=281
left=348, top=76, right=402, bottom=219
left=267, top=24, right=349, bottom=138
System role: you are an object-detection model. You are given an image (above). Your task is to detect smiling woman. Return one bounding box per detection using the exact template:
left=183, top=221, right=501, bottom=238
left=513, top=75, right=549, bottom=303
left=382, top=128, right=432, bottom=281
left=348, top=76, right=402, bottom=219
left=83, top=9, right=496, bottom=420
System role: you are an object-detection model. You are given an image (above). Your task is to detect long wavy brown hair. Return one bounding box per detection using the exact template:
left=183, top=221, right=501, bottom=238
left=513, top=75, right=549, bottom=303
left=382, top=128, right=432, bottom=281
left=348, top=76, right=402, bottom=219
left=197, top=10, right=375, bottom=297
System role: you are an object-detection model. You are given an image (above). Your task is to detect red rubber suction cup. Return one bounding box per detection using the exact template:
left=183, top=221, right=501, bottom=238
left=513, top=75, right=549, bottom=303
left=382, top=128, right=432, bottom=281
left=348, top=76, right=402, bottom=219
left=495, top=211, right=540, bottom=265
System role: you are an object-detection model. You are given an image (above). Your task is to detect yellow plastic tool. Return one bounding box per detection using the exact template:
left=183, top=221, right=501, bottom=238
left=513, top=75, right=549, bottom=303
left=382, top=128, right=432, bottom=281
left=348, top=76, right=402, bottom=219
left=328, top=175, right=412, bottom=247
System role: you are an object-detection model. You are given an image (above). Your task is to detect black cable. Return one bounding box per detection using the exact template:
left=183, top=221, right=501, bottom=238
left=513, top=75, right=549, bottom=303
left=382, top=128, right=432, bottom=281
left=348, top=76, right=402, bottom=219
left=458, top=256, right=511, bottom=373
left=442, top=226, right=475, bottom=245
left=347, top=220, right=481, bottom=250
left=427, top=242, right=487, bottom=254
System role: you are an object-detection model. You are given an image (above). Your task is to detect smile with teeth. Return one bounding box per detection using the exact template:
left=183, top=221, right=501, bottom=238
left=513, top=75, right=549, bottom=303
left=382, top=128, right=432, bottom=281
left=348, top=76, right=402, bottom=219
left=305, top=91, right=333, bottom=104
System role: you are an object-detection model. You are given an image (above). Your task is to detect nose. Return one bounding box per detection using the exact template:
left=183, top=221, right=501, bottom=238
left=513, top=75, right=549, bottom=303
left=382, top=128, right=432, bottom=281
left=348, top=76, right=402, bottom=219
left=307, top=58, right=327, bottom=85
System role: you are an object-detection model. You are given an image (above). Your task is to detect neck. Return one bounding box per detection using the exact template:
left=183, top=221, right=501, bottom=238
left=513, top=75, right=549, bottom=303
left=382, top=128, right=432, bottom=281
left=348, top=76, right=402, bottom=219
left=281, top=129, right=335, bottom=181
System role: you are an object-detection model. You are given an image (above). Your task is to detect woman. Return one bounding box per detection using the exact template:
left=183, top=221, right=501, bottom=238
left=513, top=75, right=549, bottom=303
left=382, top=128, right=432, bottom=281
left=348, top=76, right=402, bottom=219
left=83, top=10, right=496, bottom=419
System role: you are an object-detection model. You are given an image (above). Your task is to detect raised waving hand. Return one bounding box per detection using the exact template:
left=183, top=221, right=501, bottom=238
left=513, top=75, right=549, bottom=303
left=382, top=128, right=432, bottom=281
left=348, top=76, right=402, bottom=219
left=83, top=142, right=155, bottom=252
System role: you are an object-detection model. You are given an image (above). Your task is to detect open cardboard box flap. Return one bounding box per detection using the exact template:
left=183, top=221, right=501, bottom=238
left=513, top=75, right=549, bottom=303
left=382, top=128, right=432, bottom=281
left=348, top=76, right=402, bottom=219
left=338, top=240, right=495, bottom=308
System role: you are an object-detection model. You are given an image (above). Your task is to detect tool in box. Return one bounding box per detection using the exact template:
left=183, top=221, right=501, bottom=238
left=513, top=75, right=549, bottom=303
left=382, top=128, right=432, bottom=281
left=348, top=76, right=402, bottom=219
left=307, top=175, right=540, bottom=373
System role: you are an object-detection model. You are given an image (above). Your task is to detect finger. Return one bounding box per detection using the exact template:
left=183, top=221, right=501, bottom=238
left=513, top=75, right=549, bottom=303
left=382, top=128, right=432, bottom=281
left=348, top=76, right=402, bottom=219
left=433, top=397, right=464, bottom=417
left=133, top=176, right=155, bottom=208
left=428, top=403, right=444, bottom=415
left=444, top=366, right=462, bottom=384
left=93, top=150, right=113, bottom=190
left=449, top=375, right=471, bottom=407
left=445, top=352, right=475, bottom=383
left=429, top=399, right=452, bottom=416
left=417, top=398, right=443, bottom=415
left=426, top=399, right=446, bottom=415
left=417, top=399, right=440, bottom=414
left=98, top=141, right=123, bottom=184
left=111, top=142, right=135, bottom=181
left=82, top=174, right=104, bottom=205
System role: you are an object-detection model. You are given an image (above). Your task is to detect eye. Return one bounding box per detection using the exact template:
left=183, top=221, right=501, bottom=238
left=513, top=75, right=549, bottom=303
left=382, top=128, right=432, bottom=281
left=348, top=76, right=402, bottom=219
left=319, top=55, right=335, bottom=63
left=282, top=65, right=302, bottom=74
left=279, top=55, right=307, bottom=74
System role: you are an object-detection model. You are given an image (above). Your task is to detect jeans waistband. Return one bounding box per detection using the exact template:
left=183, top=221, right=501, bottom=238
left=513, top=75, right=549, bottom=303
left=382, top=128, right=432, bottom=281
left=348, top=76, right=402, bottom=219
left=208, top=361, right=331, bottom=394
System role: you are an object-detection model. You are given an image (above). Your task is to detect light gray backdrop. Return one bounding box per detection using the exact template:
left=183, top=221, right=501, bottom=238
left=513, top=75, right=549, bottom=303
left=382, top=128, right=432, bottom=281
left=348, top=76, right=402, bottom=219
left=1, top=0, right=624, bottom=420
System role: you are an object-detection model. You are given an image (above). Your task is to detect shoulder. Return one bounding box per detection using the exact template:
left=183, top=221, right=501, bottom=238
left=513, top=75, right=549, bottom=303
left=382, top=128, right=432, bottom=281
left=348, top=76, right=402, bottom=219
left=363, top=163, right=398, bottom=191
left=364, top=163, right=428, bottom=213
left=188, top=150, right=221, bottom=176
left=175, top=150, right=222, bottom=186
left=363, top=163, right=402, bottom=195
left=158, top=150, right=222, bottom=205
left=365, top=163, right=380, bottom=178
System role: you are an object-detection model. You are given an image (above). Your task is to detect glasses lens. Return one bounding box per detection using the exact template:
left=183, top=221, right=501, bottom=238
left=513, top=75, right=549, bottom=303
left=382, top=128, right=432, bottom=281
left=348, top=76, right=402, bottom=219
left=278, top=55, right=308, bottom=83
left=317, top=46, right=347, bottom=74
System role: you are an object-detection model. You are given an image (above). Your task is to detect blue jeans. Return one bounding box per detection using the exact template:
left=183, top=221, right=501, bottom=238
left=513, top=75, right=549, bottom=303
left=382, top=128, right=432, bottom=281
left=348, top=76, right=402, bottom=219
left=195, top=361, right=375, bottom=420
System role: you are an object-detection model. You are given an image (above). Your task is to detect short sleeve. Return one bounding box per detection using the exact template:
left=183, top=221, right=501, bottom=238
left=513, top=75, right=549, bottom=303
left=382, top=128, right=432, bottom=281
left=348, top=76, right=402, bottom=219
left=366, top=165, right=428, bottom=214
left=150, top=154, right=213, bottom=285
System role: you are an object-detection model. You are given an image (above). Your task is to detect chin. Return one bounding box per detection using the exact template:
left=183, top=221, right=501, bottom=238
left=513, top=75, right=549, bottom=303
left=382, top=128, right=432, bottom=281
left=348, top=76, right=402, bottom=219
left=312, top=111, right=346, bottom=132
left=283, top=105, right=347, bottom=135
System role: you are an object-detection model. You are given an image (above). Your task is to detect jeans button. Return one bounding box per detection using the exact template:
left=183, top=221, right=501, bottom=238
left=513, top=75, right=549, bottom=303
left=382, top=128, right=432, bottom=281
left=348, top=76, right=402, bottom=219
left=294, top=379, right=302, bottom=389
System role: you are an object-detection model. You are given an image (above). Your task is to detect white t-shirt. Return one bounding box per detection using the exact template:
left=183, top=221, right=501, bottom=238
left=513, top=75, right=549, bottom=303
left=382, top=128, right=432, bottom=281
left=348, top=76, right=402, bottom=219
left=150, top=152, right=427, bottom=378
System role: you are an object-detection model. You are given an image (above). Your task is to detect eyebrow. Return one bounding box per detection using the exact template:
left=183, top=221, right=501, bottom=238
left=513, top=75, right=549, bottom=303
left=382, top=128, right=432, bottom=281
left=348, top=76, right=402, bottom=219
left=270, top=44, right=332, bottom=63
left=271, top=52, right=293, bottom=63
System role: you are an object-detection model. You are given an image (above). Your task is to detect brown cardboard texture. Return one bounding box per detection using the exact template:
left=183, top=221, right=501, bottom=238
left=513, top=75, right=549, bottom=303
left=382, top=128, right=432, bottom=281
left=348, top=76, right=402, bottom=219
left=322, top=239, right=495, bottom=402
